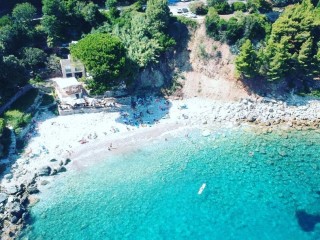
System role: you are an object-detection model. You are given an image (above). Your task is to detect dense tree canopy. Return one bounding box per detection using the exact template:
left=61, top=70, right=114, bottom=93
left=261, top=0, right=320, bottom=82
left=70, top=33, right=128, bottom=94
left=235, top=39, right=258, bottom=78
left=234, top=0, right=320, bottom=90
left=206, top=9, right=271, bottom=46
left=95, top=0, right=174, bottom=69
left=20, top=47, right=47, bottom=72
left=41, top=0, right=105, bottom=46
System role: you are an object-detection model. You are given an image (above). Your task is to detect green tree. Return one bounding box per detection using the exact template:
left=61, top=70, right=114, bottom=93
left=298, top=37, right=314, bottom=77
left=70, top=33, right=128, bottom=93
left=247, top=0, right=272, bottom=13
left=21, top=47, right=47, bottom=71
left=0, top=15, right=12, bottom=29
left=41, top=15, right=63, bottom=46
left=146, top=0, right=171, bottom=36
left=0, top=118, right=5, bottom=137
left=232, top=2, right=247, bottom=12
left=261, top=0, right=320, bottom=82
left=205, top=8, right=221, bottom=38
left=120, top=13, right=162, bottom=67
left=235, top=39, right=258, bottom=78
left=81, top=2, right=105, bottom=27
left=0, top=54, right=28, bottom=98
left=4, top=110, right=31, bottom=134
left=189, top=2, right=208, bottom=15
left=265, top=37, right=291, bottom=81
left=12, top=3, right=37, bottom=26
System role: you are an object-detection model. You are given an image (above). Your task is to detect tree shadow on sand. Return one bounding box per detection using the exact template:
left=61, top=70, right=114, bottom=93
left=115, top=93, right=172, bottom=127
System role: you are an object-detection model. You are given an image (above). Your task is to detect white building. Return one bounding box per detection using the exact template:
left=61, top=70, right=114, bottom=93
left=53, top=77, right=85, bottom=106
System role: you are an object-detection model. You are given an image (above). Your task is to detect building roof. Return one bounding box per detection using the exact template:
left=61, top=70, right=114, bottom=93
left=54, top=77, right=81, bottom=89
left=60, top=55, right=85, bottom=73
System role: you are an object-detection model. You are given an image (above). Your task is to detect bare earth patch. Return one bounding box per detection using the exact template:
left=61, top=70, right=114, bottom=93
left=180, top=22, right=250, bottom=101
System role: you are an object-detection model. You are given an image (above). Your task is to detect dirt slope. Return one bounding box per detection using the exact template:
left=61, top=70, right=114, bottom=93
left=180, top=22, right=250, bottom=101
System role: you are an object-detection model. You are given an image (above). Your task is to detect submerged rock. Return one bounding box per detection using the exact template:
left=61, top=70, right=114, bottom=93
left=202, top=130, right=211, bottom=137
left=40, top=180, right=49, bottom=186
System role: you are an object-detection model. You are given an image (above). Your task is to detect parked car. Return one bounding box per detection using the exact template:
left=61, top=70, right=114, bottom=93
left=177, top=8, right=183, bottom=13
left=182, top=8, right=189, bottom=13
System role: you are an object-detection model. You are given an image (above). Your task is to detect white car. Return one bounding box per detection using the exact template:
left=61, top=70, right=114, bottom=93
left=177, top=8, right=183, bottom=13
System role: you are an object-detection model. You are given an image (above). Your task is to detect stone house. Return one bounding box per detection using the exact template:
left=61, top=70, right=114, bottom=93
left=60, top=55, right=85, bottom=79
left=53, top=77, right=85, bottom=106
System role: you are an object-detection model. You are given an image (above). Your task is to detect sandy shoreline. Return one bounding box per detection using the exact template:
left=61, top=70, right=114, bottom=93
left=1, top=94, right=320, bottom=238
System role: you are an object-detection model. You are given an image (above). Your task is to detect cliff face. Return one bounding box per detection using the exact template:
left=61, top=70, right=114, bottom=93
left=135, top=20, right=249, bottom=101
left=133, top=21, right=190, bottom=91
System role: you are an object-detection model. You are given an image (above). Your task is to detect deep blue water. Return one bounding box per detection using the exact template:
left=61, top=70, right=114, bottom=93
left=21, top=128, right=320, bottom=239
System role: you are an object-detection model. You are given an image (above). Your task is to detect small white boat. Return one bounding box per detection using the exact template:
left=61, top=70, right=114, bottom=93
left=198, top=183, right=206, bottom=195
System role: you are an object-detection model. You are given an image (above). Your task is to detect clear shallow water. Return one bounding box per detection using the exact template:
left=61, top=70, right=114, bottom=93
left=21, top=128, right=320, bottom=240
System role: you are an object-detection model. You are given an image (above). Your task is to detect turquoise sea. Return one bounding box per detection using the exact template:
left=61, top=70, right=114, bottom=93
left=21, top=128, right=320, bottom=240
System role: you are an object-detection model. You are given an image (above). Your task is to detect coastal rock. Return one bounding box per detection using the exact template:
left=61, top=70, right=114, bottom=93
left=4, top=174, right=13, bottom=180
left=10, top=216, right=18, bottom=224
left=245, top=113, right=256, bottom=122
left=37, top=166, right=51, bottom=176
left=63, top=158, right=71, bottom=165
left=27, top=184, right=39, bottom=194
left=57, top=166, right=67, bottom=173
left=20, top=193, right=29, bottom=206
left=6, top=202, right=24, bottom=218
left=40, top=180, right=49, bottom=185
left=6, top=186, right=18, bottom=195
left=51, top=169, right=58, bottom=176
left=0, top=193, right=8, bottom=204
left=21, top=212, right=29, bottom=221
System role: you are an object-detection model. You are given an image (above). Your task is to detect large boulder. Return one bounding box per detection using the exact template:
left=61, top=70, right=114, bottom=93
left=0, top=193, right=8, bottom=204
left=6, top=201, right=24, bottom=218
left=37, top=166, right=51, bottom=176
left=63, top=158, right=71, bottom=165
left=27, top=184, right=39, bottom=194
left=57, top=166, right=67, bottom=173
left=6, top=186, right=19, bottom=195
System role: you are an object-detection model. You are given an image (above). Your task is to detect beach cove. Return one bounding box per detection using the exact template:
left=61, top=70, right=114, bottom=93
left=1, top=95, right=320, bottom=239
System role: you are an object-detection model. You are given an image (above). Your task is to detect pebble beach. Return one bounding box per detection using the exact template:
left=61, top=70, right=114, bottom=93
left=1, top=94, right=320, bottom=238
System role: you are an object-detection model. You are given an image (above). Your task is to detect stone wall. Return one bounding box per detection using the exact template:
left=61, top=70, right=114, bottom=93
left=0, top=85, right=33, bottom=116
left=58, top=107, right=121, bottom=116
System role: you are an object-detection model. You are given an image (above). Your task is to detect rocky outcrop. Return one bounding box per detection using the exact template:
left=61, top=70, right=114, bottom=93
left=0, top=158, right=71, bottom=239
left=37, top=166, right=51, bottom=176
